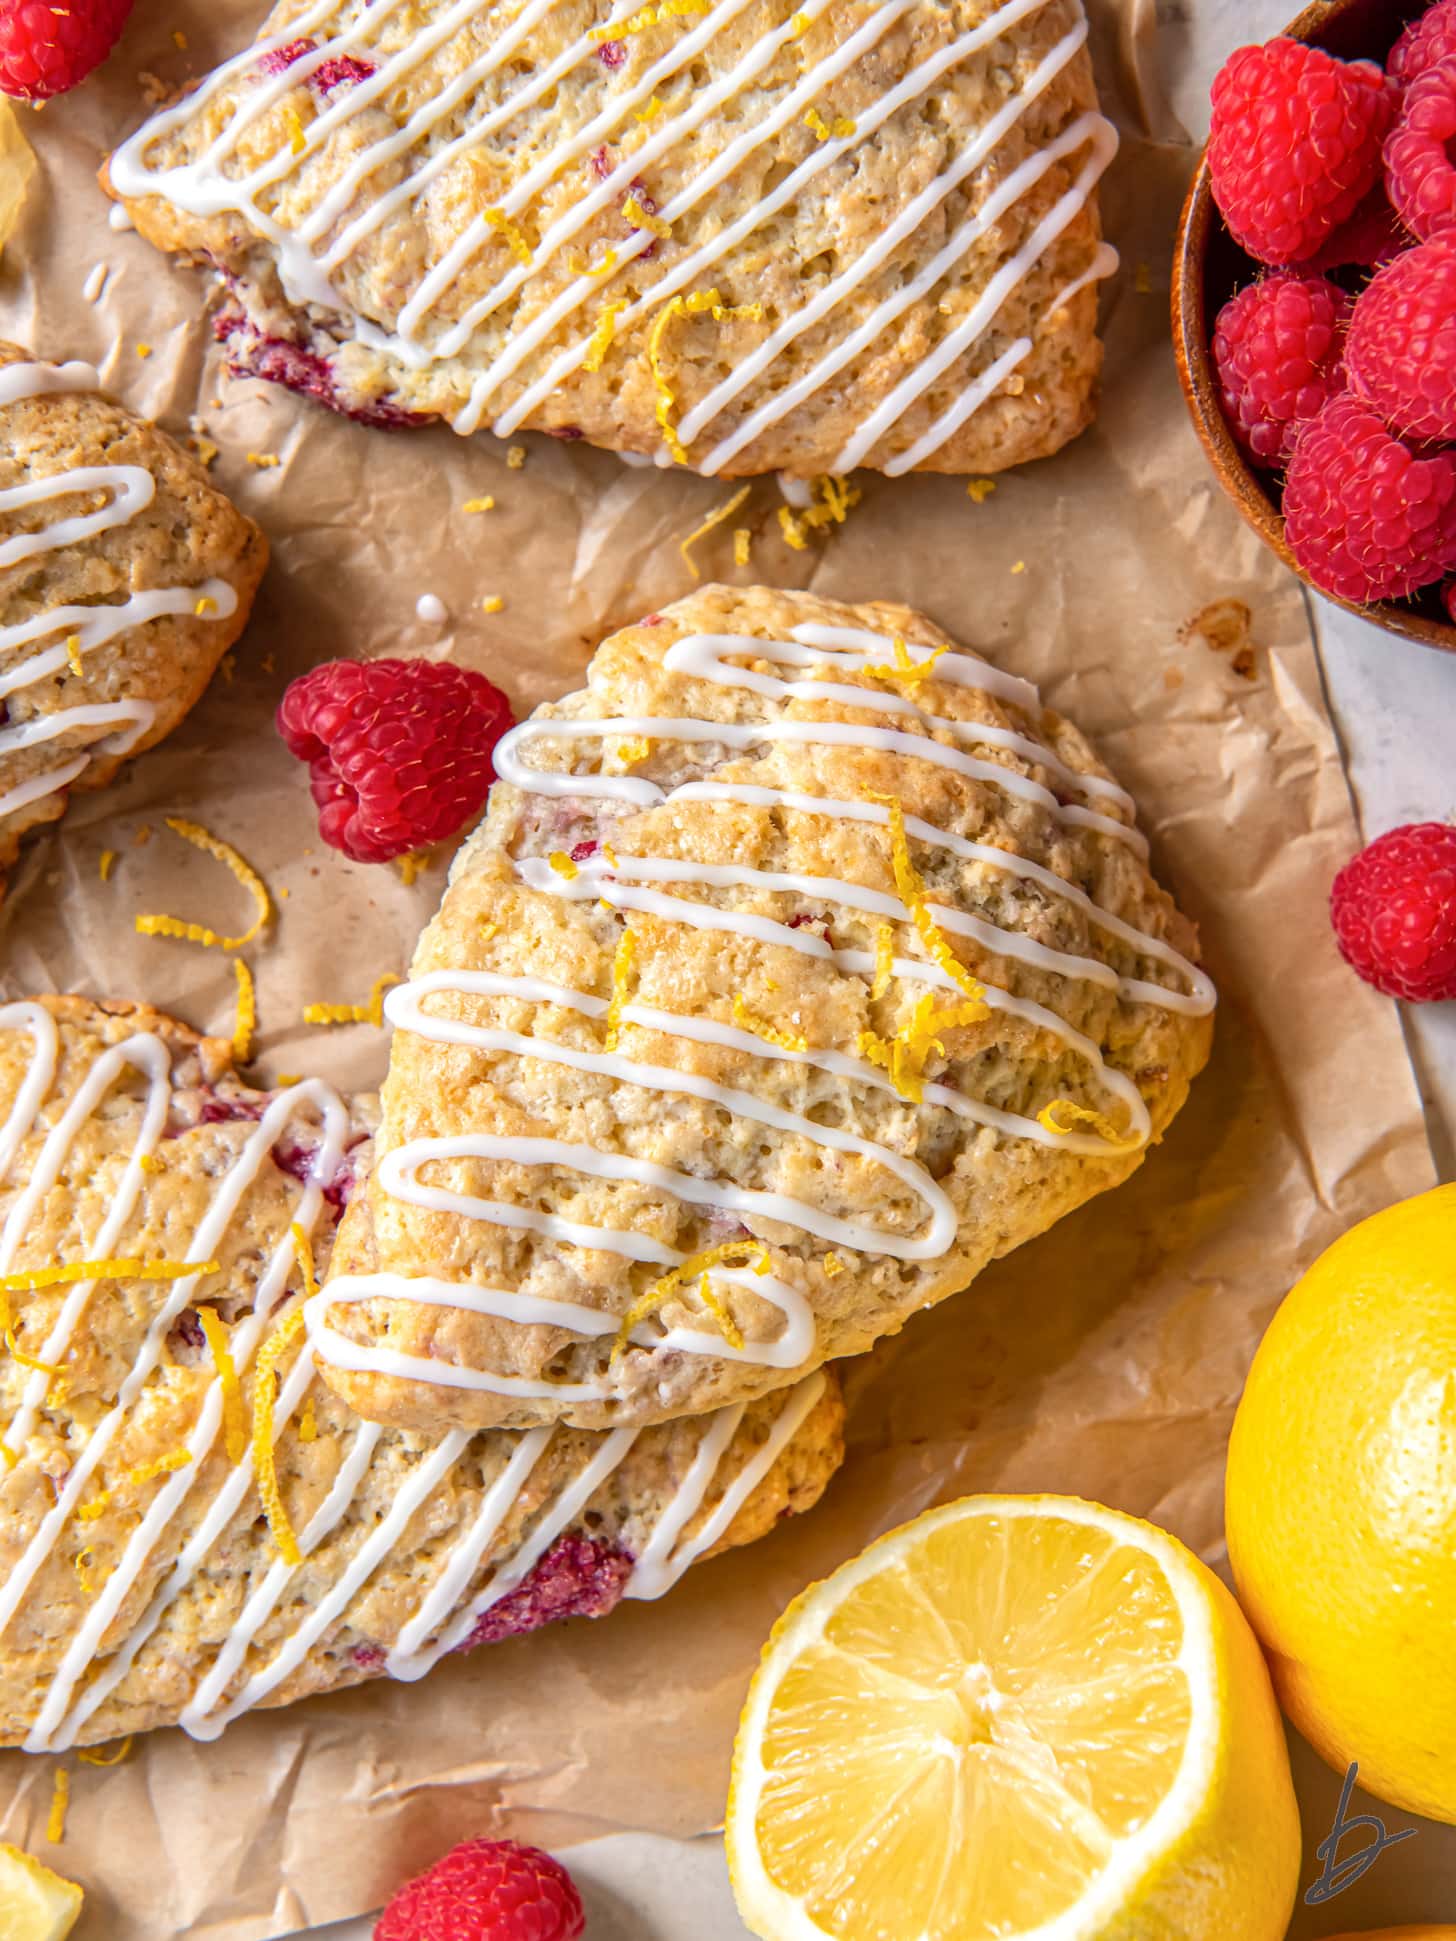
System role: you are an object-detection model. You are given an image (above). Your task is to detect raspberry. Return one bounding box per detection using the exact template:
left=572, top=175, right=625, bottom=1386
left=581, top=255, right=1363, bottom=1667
left=257, top=37, right=376, bottom=93
left=277, top=658, right=515, bottom=864
left=1304, top=184, right=1410, bottom=271
left=0, top=0, right=133, bottom=99
left=1212, top=272, right=1353, bottom=466
left=1282, top=392, right=1456, bottom=603
left=1384, top=57, right=1456, bottom=241
left=1330, top=822, right=1456, bottom=1002
left=1389, top=0, right=1456, bottom=86
left=1208, top=39, right=1398, bottom=264
left=374, top=1839, right=585, bottom=1941
left=1347, top=235, right=1456, bottom=441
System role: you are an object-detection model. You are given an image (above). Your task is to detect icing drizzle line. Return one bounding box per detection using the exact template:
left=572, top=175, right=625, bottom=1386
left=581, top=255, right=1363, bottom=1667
left=0, top=1005, right=821, bottom=1749
left=109, top=0, right=1118, bottom=470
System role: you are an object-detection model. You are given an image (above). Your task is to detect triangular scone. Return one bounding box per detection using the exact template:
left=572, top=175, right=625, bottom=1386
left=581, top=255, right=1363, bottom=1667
left=0, top=347, right=267, bottom=881
left=316, top=585, right=1214, bottom=1437
left=106, top=0, right=1116, bottom=477
left=0, top=997, right=840, bottom=1751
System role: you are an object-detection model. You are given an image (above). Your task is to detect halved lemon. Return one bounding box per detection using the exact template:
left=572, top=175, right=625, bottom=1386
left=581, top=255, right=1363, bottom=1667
left=727, top=1494, right=1300, bottom=1940
left=0, top=1843, right=82, bottom=1941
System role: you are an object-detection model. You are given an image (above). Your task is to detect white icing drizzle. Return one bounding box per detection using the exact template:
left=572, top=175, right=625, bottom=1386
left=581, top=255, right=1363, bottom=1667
left=0, top=1006, right=820, bottom=1749
left=0, top=360, right=238, bottom=821
left=82, top=264, right=109, bottom=306
left=314, top=617, right=1211, bottom=1405
left=416, top=592, right=447, bottom=624
left=108, top=0, right=1118, bottom=471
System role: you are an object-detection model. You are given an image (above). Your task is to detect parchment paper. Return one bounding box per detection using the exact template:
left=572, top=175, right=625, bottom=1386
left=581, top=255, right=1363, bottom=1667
left=0, top=3, right=1443, bottom=1935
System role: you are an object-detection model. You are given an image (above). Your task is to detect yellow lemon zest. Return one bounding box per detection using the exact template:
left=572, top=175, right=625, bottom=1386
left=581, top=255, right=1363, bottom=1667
left=871, top=921, right=894, bottom=1000
left=832, top=116, right=856, bottom=137
left=692, top=1272, right=746, bottom=1351
left=65, top=634, right=83, bottom=677
left=77, top=1737, right=132, bottom=1767
left=298, top=1394, right=317, bottom=1443
left=507, top=445, right=526, bottom=469
left=872, top=795, right=989, bottom=1011
left=4, top=1329, right=60, bottom=1375
left=778, top=474, right=860, bottom=552
left=480, top=594, right=504, bottom=614
left=648, top=295, right=691, bottom=462
left=778, top=505, right=809, bottom=551
left=732, top=994, right=807, bottom=1053
left=231, top=957, right=256, bottom=1065
left=283, top=102, right=306, bottom=154
left=246, top=452, right=280, bottom=469
left=47, top=1768, right=68, bottom=1844
left=396, top=850, right=428, bottom=886
left=789, top=10, right=811, bottom=35
left=463, top=495, right=495, bottom=513
left=966, top=477, right=997, bottom=503
left=590, top=0, right=706, bottom=41
left=251, top=1304, right=308, bottom=1566
left=733, top=526, right=751, bottom=567
left=623, top=192, right=672, bottom=240
left=569, top=246, right=620, bottom=278
left=614, top=1238, right=768, bottom=1356
left=98, top=849, right=116, bottom=883
left=135, top=818, right=271, bottom=952
left=302, top=972, right=401, bottom=1028
left=1011, top=560, right=1026, bottom=575
left=611, top=734, right=651, bottom=767
left=479, top=920, right=499, bottom=941
left=804, top=107, right=853, bottom=141
left=823, top=1252, right=844, bottom=1278
left=135, top=342, right=152, bottom=360
left=0, top=1257, right=215, bottom=1334
left=602, top=841, right=619, bottom=867
left=195, top=594, right=220, bottom=615
left=197, top=1306, right=247, bottom=1465
left=483, top=207, right=533, bottom=262
left=274, top=1073, right=302, bottom=1087
left=679, top=484, right=751, bottom=580
left=1036, top=1099, right=1137, bottom=1149
left=76, top=1450, right=193, bottom=1524
left=74, top=1547, right=96, bottom=1595
left=634, top=93, right=665, bottom=122
left=291, top=1223, right=321, bottom=1300
left=549, top=850, right=579, bottom=880
left=604, top=926, right=636, bottom=1053
left=138, top=1153, right=163, bottom=1175
left=584, top=300, right=627, bottom=373
left=861, top=637, right=948, bottom=689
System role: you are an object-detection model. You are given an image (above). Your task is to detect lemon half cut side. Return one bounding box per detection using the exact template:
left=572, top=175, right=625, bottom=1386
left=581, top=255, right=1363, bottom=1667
left=727, top=1493, right=1300, bottom=1941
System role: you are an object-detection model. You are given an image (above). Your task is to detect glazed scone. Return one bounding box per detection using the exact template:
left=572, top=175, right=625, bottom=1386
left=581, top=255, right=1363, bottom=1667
left=317, top=585, right=1215, bottom=1437
left=0, top=347, right=267, bottom=877
left=0, top=997, right=841, bottom=1751
left=106, top=0, right=1116, bottom=477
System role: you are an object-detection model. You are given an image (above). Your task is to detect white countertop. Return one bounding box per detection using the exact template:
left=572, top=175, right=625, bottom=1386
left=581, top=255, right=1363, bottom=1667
left=290, top=2, right=1456, bottom=1934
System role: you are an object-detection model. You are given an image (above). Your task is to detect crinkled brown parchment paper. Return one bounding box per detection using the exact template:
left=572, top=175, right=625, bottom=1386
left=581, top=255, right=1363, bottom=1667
left=0, top=3, right=1443, bottom=1936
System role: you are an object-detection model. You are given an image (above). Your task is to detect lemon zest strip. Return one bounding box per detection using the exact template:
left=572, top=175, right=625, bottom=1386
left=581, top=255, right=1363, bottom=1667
left=232, top=958, right=256, bottom=1064
left=65, top=634, right=83, bottom=677
left=135, top=818, right=271, bottom=952
left=78, top=1737, right=133, bottom=1767
left=98, top=849, right=116, bottom=882
left=251, top=1304, right=308, bottom=1566
left=584, top=299, right=627, bottom=373
left=679, top=484, right=751, bottom=580
left=298, top=1394, right=317, bottom=1443
left=604, top=927, right=636, bottom=1053
left=483, top=207, right=533, bottom=263
left=76, top=1450, right=193, bottom=1524
left=622, top=191, right=672, bottom=240
left=1036, top=1099, right=1138, bottom=1149
left=47, top=1767, right=68, bottom=1843
left=871, top=922, right=894, bottom=1000
left=303, top=972, right=400, bottom=1028
left=549, top=850, right=580, bottom=880
left=861, top=637, right=948, bottom=689
left=823, top=1252, right=845, bottom=1278
left=198, top=1306, right=248, bottom=1466
left=733, top=527, right=751, bottom=567
left=614, top=1238, right=768, bottom=1357
left=732, top=994, right=807, bottom=1053
left=5, top=1328, right=60, bottom=1374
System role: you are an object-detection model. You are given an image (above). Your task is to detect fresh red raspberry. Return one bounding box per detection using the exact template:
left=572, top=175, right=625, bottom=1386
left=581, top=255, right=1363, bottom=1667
left=1389, top=0, right=1456, bottom=86
left=374, top=1839, right=585, bottom=1941
left=1282, top=392, right=1456, bottom=603
left=1212, top=272, right=1353, bottom=466
left=1208, top=39, right=1398, bottom=264
left=1330, top=822, right=1456, bottom=1002
left=277, top=658, right=515, bottom=864
left=1304, top=184, right=1410, bottom=271
left=1384, top=57, right=1456, bottom=240
left=0, top=0, right=133, bottom=99
left=1347, top=235, right=1456, bottom=441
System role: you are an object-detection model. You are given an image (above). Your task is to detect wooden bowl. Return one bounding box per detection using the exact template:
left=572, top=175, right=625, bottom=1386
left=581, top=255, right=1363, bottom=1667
left=1171, top=0, right=1456, bottom=655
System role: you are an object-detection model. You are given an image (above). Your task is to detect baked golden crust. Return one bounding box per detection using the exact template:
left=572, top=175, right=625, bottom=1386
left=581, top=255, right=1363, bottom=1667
left=319, top=584, right=1214, bottom=1437
left=107, top=0, right=1113, bottom=476
left=0, top=997, right=841, bottom=1750
left=0, top=344, right=267, bottom=875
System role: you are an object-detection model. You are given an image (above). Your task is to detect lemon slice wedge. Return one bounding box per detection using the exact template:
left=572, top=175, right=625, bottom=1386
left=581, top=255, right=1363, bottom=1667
left=0, top=1843, right=82, bottom=1941
left=727, top=1494, right=1300, bottom=1941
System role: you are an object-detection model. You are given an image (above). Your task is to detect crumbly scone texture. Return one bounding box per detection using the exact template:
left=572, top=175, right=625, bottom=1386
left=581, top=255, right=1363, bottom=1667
left=0, top=997, right=841, bottom=1749
left=322, top=584, right=1214, bottom=1437
left=0, top=343, right=267, bottom=875
left=108, top=0, right=1109, bottom=476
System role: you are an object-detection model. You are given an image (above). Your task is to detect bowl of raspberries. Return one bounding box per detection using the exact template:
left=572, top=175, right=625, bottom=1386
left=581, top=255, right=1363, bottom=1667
left=1174, top=0, right=1456, bottom=651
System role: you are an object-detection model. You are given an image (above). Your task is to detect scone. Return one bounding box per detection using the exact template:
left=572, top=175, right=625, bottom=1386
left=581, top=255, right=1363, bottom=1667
left=316, top=585, right=1215, bottom=1437
left=106, top=0, right=1117, bottom=477
left=0, top=347, right=266, bottom=878
left=0, top=997, right=841, bottom=1751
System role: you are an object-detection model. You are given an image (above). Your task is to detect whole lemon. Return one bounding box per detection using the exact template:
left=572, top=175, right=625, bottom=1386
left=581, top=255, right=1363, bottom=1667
left=1227, top=1184, right=1456, bottom=1823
